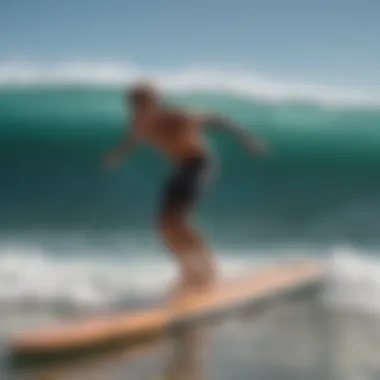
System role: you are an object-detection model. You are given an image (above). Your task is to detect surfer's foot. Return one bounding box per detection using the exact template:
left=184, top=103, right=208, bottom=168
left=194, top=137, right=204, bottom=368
left=168, top=270, right=216, bottom=303
left=168, top=275, right=196, bottom=299
left=166, top=280, right=191, bottom=307
left=189, top=263, right=218, bottom=293
left=202, top=256, right=218, bottom=287
left=168, top=256, right=218, bottom=305
left=169, top=279, right=187, bottom=299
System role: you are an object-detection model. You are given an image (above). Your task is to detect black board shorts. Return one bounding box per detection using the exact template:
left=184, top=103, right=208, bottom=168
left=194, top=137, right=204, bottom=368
left=160, top=155, right=213, bottom=216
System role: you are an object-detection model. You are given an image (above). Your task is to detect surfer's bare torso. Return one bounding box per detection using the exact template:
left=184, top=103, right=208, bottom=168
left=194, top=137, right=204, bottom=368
left=133, top=107, right=210, bottom=162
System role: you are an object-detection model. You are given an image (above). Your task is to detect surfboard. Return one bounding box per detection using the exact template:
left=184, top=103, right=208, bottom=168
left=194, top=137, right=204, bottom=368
left=9, top=260, right=323, bottom=358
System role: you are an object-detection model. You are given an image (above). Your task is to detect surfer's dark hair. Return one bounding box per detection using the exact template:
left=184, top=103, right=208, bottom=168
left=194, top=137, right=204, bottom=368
left=128, top=82, right=158, bottom=105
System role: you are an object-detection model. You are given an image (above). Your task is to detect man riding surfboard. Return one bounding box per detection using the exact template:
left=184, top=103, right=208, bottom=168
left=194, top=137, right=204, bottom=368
left=104, top=82, right=267, bottom=297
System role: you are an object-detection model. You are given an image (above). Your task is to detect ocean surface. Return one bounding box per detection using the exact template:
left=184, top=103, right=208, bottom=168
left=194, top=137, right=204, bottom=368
left=1, top=75, right=380, bottom=378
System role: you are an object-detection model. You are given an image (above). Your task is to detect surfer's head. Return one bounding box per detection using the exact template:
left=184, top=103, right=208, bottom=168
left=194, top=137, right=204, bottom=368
left=127, top=81, right=159, bottom=111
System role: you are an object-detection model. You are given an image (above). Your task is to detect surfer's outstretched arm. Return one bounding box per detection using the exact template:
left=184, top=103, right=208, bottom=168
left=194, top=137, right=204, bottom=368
left=198, top=114, right=267, bottom=155
left=103, top=124, right=140, bottom=170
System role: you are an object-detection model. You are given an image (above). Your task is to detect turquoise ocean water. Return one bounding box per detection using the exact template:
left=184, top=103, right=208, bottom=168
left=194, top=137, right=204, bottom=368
left=1, top=86, right=380, bottom=240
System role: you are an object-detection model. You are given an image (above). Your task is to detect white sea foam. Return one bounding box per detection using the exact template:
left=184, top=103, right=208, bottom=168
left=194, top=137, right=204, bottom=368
left=0, top=243, right=279, bottom=338
left=0, top=60, right=379, bottom=108
left=0, top=243, right=263, bottom=314
left=1, top=242, right=380, bottom=315
left=322, top=245, right=380, bottom=315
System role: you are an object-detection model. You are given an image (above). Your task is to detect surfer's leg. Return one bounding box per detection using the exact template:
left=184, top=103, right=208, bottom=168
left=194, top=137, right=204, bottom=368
left=186, top=223, right=217, bottom=285
left=158, top=157, right=216, bottom=294
left=159, top=212, right=216, bottom=290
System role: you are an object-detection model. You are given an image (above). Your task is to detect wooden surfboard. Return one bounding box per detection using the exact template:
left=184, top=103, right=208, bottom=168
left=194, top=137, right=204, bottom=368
left=9, top=260, right=323, bottom=358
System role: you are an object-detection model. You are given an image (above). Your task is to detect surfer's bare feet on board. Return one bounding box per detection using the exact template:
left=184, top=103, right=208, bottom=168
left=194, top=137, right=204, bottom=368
left=168, top=268, right=217, bottom=306
left=167, top=256, right=219, bottom=306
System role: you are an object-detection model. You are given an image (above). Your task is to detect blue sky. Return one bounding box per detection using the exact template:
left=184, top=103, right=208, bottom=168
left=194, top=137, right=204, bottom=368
left=1, top=0, right=379, bottom=88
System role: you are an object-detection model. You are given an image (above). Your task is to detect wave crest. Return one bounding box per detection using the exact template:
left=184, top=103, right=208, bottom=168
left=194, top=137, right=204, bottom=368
left=0, top=60, right=379, bottom=108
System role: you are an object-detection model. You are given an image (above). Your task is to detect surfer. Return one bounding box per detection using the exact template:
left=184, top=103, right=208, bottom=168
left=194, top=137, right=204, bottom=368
left=103, top=81, right=267, bottom=296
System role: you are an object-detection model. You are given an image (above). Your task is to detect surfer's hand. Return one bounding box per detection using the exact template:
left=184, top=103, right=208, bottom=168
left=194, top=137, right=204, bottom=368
left=247, top=138, right=268, bottom=156
left=103, top=150, right=125, bottom=170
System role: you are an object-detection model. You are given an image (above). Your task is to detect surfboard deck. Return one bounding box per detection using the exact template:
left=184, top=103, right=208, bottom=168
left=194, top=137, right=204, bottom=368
left=9, top=260, right=323, bottom=358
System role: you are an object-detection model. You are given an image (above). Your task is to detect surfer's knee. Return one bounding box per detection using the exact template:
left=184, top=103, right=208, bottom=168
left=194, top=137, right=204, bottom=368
left=157, top=210, right=186, bottom=238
